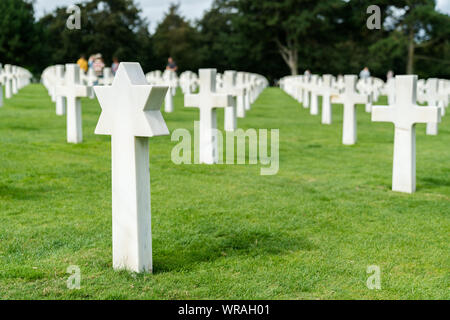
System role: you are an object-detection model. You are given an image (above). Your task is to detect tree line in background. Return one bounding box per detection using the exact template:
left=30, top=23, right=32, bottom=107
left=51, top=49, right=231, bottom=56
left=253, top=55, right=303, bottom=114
left=0, top=0, right=449, bottom=83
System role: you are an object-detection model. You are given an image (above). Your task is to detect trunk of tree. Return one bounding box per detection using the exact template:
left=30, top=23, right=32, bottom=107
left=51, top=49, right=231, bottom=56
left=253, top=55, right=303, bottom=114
left=276, top=38, right=298, bottom=76
left=406, top=27, right=415, bottom=74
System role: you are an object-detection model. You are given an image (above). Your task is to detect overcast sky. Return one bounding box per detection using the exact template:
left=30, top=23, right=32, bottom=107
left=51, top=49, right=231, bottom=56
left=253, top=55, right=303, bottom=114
left=34, top=0, right=450, bottom=33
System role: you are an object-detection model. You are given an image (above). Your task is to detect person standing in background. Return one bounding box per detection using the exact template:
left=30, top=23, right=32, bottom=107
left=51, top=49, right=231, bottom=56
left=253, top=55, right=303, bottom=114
left=88, top=55, right=96, bottom=70
left=111, top=57, right=120, bottom=76
left=359, top=67, right=371, bottom=79
left=166, top=57, right=178, bottom=72
left=92, top=54, right=105, bottom=84
left=77, top=55, right=88, bottom=73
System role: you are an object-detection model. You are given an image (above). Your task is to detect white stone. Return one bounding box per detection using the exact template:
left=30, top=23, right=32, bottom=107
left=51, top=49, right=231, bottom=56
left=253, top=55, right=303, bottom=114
left=235, top=72, right=247, bottom=118
left=3, top=65, right=13, bottom=99
left=55, top=65, right=66, bottom=116
left=102, top=67, right=114, bottom=86
left=386, top=77, right=396, bottom=105
left=94, top=62, right=169, bottom=273
left=0, top=66, right=3, bottom=107
left=223, top=71, right=238, bottom=132
left=303, top=76, right=310, bottom=108
left=332, top=75, right=368, bottom=145
left=424, top=78, right=439, bottom=135
left=11, top=66, right=18, bottom=94
left=372, top=75, right=440, bottom=193
left=85, top=68, right=98, bottom=99
left=309, top=75, right=320, bottom=115
left=319, top=74, right=338, bottom=125
left=185, top=69, right=233, bottom=164
left=56, top=64, right=90, bottom=144
left=163, top=70, right=176, bottom=113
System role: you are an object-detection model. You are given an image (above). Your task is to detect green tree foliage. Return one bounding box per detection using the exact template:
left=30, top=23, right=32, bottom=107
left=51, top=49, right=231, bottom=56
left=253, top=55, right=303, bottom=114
left=0, top=0, right=448, bottom=80
left=38, top=0, right=156, bottom=71
left=382, top=0, right=450, bottom=75
left=228, top=0, right=345, bottom=76
left=152, top=3, right=200, bottom=72
left=0, top=0, right=44, bottom=74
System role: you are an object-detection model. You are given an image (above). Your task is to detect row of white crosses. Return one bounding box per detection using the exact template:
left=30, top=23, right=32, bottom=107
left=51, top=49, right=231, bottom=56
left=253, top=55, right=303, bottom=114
left=185, top=69, right=268, bottom=164
left=42, top=65, right=66, bottom=115
left=0, top=64, right=32, bottom=105
left=93, top=64, right=267, bottom=272
left=179, top=71, right=198, bottom=94
left=145, top=68, right=268, bottom=117
left=41, top=64, right=91, bottom=143
left=356, top=77, right=384, bottom=113
left=417, top=78, right=449, bottom=135
left=145, top=70, right=178, bottom=113
left=281, top=74, right=368, bottom=143
left=42, top=64, right=268, bottom=149
left=44, top=64, right=271, bottom=274
left=281, top=73, right=447, bottom=194
left=95, top=64, right=268, bottom=272
left=41, top=64, right=119, bottom=143
left=282, top=73, right=449, bottom=143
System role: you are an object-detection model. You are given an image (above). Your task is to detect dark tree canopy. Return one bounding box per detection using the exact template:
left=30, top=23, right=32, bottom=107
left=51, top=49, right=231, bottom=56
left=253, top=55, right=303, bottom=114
left=0, top=0, right=448, bottom=81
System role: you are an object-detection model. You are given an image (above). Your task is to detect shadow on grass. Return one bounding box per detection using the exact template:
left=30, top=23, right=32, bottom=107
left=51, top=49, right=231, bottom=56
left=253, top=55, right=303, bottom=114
left=4, top=125, right=41, bottom=131
left=0, top=184, right=52, bottom=200
left=419, top=177, right=450, bottom=189
left=153, top=229, right=315, bottom=273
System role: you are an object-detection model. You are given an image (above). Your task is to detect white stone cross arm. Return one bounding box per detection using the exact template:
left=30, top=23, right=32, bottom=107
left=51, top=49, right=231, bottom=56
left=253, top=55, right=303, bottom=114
left=372, top=78, right=440, bottom=130
left=372, top=75, right=441, bottom=194
left=184, top=68, right=233, bottom=164
left=93, top=62, right=169, bottom=273
left=185, top=70, right=234, bottom=109
left=56, top=64, right=91, bottom=144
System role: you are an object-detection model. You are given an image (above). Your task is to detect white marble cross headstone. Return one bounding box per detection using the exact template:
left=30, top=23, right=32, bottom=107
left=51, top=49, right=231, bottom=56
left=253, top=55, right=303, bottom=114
left=319, top=74, right=338, bottom=125
left=102, top=67, right=114, bottom=86
left=56, top=64, right=90, bottom=143
left=55, top=65, right=66, bottom=116
left=185, top=69, right=233, bottom=164
left=3, top=64, right=13, bottom=99
left=332, top=75, right=368, bottom=145
left=163, top=70, right=176, bottom=113
left=94, top=62, right=169, bottom=273
left=223, top=71, right=238, bottom=132
left=372, top=75, right=440, bottom=193
left=309, top=75, right=320, bottom=115
left=11, top=66, right=18, bottom=95
left=303, top=75, right=310, bottom=108
left=85, top=68, right=98, bottom=99
left=386, top=77, right=396, bottom=105
left=235, top=72, right=247, bottom=118
left=0, top=65, right=3, bottom=107
left=424, top=78, right=439, bottom=136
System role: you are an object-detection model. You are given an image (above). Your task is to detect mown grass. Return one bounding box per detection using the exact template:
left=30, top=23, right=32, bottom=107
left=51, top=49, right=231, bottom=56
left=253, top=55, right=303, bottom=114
left=0, top=84, right=448, bottom=300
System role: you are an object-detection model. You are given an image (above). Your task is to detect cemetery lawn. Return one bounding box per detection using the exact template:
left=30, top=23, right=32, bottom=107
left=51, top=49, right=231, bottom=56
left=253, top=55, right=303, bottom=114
left=0, top=84, right=449, bottom=300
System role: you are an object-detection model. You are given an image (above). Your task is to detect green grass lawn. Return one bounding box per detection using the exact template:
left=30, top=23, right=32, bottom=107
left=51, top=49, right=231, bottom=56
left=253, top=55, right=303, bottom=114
left=0, top=84, right=448, bottom=300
